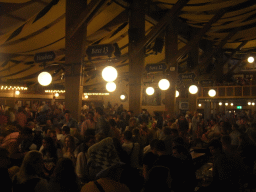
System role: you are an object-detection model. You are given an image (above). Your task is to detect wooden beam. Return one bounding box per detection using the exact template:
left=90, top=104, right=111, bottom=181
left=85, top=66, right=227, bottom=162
left=68, top=0, right=110, bottom=38
left=167, top=9, right=226, bottom=70
left=130, top=0, right=190, bottom=58
left=225, top=54, right=248, bottom=76
left=194, top=28, right=239, bottom=75
left=208, top=41, right=248, bottom=79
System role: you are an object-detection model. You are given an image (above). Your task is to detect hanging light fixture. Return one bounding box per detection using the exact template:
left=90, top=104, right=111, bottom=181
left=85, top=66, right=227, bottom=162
left=85, top=95, right=88, bottom=99
left=106, top=82, right=116, bottom=92
left=102, top=66, right=117, bottom=82
left=247, top=56, right=254, bottom=63
left=189, top=85, right=198, bottom=94
left=146, top=87, right=154, bottom=95
left=252, top=102, right=255, bottom=106
left=219, top=102, right=222, bottom=106
left=248, top=102, right=252, bottom=105
left=225, top=103, right=228, bottom=106
left=38, top=71, right=52, bottom=86
left=158, top=79, right=170, bottom=90
left=198, top=103, right=202, bottom=107
left=208, top=89, right=216, bottom=97
left=55, top=93, right=59, bottom=97
left=176, top=90, right=179, bottom=97
left=15, top=90, right=20, bottom=95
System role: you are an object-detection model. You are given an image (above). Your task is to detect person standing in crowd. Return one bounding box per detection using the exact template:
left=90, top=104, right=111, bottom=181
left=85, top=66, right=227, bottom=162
left=59, top=110, right=78, bottom=129
left=48, top=158, right=81, bottom=192
left=95, top=107, right=110, bottom=137
left=16, top=107, right=27, bottom=128
left=12, top=150, right=48, bottom=192
left=81, top=111, right=96, bottom=137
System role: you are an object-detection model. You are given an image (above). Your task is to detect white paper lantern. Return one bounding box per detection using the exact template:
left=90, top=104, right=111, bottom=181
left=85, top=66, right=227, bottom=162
left=106, top=82, right=116, bottom=92
left=248, top=56, right=254, bottom=63
left=189, top=85, right=198, bottom=94
left=176, top=90, right=179, bottom=97
left=158, top=79, right=170, bottom=90
left=208, top=89, right=216, bottom=97
left=146, top=87, right=154, bottom=95
left=102, top=66, right=117, bottom=82
left=38, top=72, right=52, bottom=86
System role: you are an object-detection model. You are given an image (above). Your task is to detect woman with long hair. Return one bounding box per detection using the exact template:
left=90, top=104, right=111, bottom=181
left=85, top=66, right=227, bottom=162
left=48, top=157, right=80, bottom=192
left=40, top=136, right=58, bottom=179
left=12, top=150, right=48, bottom=192
left=62, top=135, right=76, bottom=165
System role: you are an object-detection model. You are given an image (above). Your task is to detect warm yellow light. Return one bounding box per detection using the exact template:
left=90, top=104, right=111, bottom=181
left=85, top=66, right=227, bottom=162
left=252, top=102, right=255, bottom=106
left=38, top=72, right=52, bottom=86
left=176, top=90, right=179, bottom=98
left=189, top=85, right=198, bottom=94
left=55, top=93, right=59, bottom=97
left=85, top=95, right=88, bottom=99
left=158, top=79, right=170, bottom=90
left=102, top=66, right=118, bottom=82
left=231, top=103, right=233, bottom=106
left=225, top=103, right=228, bottom=106
left=248, top=102, right=252, bottom=105
left=106, top=82, right=116, bottom=92
left=15, top=91, right=20, bottom=95
left=208, top=89, right=216, bottom=97
left=248, top=56, right=254, bottom=63
left=146, top=87, right=154, bottom=95
left=120, top=94, right=126, bottom=100
left=198, top=103, right=202, bottom=107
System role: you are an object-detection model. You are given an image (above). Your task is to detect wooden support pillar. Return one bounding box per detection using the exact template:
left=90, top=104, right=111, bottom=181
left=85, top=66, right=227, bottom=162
left=188, top=93, right=197, bottom=114
left=65, top=0, right=87, bottom=121
left=128, top=0, right=145, bottom=116
left=165, top=21, right=178, bottom=118
left=215, top=51, right=224, bottom=83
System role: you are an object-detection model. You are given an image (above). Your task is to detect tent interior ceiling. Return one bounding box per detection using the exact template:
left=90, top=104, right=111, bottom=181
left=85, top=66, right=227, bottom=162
left=0, top=0, right=256, bottom=92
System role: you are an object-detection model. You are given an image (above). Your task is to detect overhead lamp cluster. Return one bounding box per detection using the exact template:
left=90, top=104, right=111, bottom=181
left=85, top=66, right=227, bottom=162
left=45, top=90, right=65, bottom=93
left=102, top=66, right=118, bottom=92
left=1, top=86, right=28, bottom=90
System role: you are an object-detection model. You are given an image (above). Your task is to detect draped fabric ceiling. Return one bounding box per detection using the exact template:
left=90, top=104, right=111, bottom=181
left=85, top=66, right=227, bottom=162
left=0, top=0, right=256, bottom=92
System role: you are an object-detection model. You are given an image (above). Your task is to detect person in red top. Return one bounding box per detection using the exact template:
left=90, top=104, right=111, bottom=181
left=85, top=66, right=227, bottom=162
left=16, top=107, right=27, bottom=128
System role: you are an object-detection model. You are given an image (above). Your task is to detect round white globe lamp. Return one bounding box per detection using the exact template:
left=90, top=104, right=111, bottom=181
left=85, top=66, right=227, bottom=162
left=208, top=89, right=216, bottom=97
left=225, top=103, right=228, bottom=106
left=85, top=95, right=88, bottom=99
left=176, top=90, right=179, bottom=97
left=55, top=93, right=59, bottom=97
left=106, top=82, right=116, bottom=92
left=158, top=79, right=170, bottom=90
left=248, top=102, right=252, bottom=105
left=15, top=90, right=20, bottom=95
left=248, top=56, right=254, bottom=63
left=198, top=103, right=202, bottom=107
left=146, top=87, right=154, bottom=95
left=38, top=72, right=52, bottom=86
left=219, top=102, right=222, bottom=106
left=102, top=66, right=117, bottom=82
left=189, top=85, right=198, bottom=94
left=120, top=94, right=126, bottom=100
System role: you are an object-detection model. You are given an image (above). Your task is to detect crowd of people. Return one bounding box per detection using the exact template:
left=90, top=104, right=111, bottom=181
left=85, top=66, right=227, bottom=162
left=0, top=100, right=256, bottom=192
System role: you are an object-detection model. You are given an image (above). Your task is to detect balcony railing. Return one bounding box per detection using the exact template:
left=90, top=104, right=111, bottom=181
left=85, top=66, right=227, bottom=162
left=198, top=85, right=256, bottom=98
